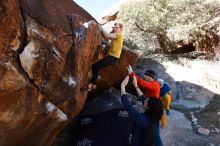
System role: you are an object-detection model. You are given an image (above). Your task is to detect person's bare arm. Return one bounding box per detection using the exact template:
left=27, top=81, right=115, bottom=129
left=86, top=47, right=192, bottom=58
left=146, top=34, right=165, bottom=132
left=101, top=27, right=118, bottom=40
left=133, top=76, right=144, bottom=97
left=121, top=76, right=129, bottom=96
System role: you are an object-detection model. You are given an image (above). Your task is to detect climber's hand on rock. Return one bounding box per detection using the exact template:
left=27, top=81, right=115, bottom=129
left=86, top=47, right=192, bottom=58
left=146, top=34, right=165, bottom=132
left=83, top=22, right=88, bottom=29
left=127, top=65, right=133, bottom=75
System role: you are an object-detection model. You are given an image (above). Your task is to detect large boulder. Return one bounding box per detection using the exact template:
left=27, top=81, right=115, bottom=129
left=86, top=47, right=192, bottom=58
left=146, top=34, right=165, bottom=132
left=97, top=47, right=138, bottom=90
left=0, top=0, right=99, bottom=145
left=195, top=16, right=220, bottom=59
left=175, top=14, right=220, bottom=59
left=0, top=0, right=138, bottom=145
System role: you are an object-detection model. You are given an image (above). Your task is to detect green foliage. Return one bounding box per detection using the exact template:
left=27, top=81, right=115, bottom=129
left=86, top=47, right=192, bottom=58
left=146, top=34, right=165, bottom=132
left=117, top=0, right=219, bottom=52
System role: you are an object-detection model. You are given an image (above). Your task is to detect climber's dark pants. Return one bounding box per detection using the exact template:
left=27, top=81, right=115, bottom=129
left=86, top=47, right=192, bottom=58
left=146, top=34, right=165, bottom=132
left=90, top=55, right=118, bottom=84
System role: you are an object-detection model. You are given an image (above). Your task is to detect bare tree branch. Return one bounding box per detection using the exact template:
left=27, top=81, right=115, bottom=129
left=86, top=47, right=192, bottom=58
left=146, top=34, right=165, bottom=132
left=134, top=21, right=155, bottom=34
left=152, top=0, right=164, bottom=13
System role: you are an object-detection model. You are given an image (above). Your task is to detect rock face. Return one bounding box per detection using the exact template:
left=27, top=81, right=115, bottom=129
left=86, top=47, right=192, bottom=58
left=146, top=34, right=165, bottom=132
left=197, top=127, right=210, bottom=136
left=96, top=47, right=138, bottom=90
left=176, top=15, right=220, bottom=59
left=195, top=17, right=220, bottom=59
left=0, top=0, right=138, bottom=146
left=99, top=11, right=119, bottom=25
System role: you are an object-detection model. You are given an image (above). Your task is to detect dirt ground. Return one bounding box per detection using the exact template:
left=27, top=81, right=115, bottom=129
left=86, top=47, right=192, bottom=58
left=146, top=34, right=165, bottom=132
left=171, top=94, right=220, bottom=145
left=194, top=94, right=220, bottom=132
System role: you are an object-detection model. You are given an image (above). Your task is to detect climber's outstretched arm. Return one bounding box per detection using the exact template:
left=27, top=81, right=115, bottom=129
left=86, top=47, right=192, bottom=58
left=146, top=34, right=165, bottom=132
left=101, top=27, right=118, bottom=40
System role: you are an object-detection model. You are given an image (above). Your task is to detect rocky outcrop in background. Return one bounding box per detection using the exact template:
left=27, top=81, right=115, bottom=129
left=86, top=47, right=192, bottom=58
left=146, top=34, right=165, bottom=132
left=0, top=0, right=138, bottom=145
left=195, top=16, right=220, bottom=59
left=173, top=14, right=220, bottom=60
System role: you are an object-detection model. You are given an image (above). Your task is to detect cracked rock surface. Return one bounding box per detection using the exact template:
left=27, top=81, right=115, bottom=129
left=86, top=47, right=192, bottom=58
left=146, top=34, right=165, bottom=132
left=0, top=0, right=138, bottom=146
